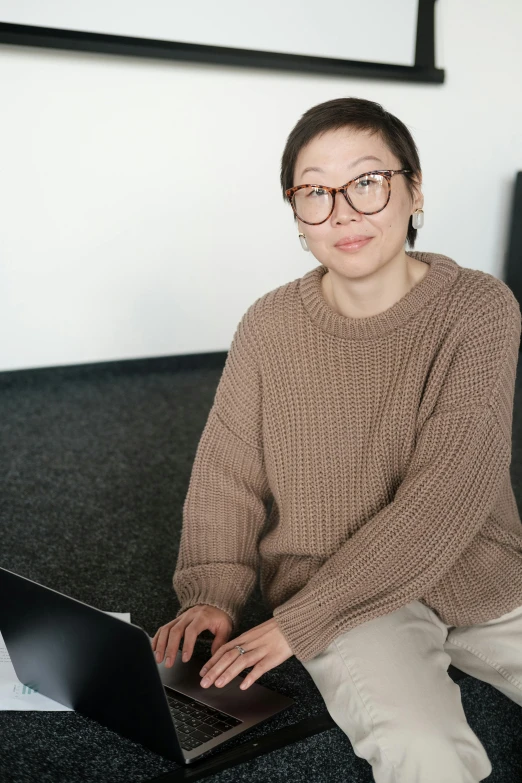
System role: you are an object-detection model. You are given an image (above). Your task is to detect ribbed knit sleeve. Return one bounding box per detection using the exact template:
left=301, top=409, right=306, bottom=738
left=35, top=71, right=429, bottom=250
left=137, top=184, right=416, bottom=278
left=273, top=285, right=521, bottom=661
left=173, top=307, right=271, bottom=632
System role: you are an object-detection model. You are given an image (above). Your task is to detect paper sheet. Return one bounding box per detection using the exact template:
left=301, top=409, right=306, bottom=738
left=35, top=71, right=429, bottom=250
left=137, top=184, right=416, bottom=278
left=0, top=611, right=131, bottom=710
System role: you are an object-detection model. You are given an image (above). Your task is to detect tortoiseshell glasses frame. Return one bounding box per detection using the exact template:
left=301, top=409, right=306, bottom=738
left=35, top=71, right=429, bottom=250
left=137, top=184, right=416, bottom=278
left=285, top=169, right=412, bottom=225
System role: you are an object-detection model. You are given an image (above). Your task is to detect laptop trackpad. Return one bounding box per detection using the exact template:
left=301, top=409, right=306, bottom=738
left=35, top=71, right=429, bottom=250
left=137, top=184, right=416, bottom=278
left=158, top=650, right=249, bottom=705
left=156, top=649, right=292, bottom=722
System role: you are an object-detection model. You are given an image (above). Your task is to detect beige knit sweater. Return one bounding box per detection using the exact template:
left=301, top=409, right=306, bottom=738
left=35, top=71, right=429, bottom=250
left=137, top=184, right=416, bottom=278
left=173, top=251, right=522, bottom=662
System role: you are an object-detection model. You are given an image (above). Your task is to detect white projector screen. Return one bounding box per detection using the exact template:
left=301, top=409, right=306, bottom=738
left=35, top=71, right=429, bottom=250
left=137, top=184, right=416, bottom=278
left=0, top=0, right=418, bottom=65
left=0, top=0, right=442, bottom=82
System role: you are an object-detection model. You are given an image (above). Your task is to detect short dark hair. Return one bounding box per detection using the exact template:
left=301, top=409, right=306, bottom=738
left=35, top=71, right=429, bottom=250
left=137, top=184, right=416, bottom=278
left=280, top=97, right=422, bottom=249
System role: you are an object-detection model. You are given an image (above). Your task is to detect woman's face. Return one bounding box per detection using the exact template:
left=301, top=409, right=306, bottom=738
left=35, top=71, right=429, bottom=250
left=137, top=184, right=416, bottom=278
left=292, top=127, right=423, bottom=277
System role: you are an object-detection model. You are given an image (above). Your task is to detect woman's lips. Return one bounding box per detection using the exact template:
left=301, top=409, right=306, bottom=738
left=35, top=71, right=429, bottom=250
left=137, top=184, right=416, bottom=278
left=335, top=236, right=373, bottom=252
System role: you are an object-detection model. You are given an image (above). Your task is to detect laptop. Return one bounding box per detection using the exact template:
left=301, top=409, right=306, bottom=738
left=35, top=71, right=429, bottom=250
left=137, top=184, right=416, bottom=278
left=0, top=567, right=295, bottom=765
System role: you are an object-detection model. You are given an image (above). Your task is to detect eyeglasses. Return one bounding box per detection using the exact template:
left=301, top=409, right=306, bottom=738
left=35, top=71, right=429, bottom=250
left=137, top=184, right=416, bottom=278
left=285, top=169, right=411, bottom=225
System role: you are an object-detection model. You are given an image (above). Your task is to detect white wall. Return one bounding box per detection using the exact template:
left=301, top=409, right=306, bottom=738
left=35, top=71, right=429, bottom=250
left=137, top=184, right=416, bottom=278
left=1, top=0, right=521, bottom=372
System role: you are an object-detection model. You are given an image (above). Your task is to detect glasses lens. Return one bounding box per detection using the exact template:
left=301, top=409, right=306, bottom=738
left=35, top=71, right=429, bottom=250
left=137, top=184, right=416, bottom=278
left=348, top=174, right=389, bottom=213
left=292, top=186, right=333, bottom=224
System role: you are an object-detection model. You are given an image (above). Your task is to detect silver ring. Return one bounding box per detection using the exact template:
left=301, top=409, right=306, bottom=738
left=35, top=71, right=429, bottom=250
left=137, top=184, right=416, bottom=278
left=235, top=645, right=246, bottom=655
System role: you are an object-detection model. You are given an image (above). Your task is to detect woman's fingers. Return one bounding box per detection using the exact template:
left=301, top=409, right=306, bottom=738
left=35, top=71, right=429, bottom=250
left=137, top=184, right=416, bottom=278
left=151, top=606, right=234, bottom=668
left=199, top=641, right=233, bottom=675
left=200, top=623, right=270, bottom=675
left=199, top=620, right=294, bottom=689
left=239, top=660, right=271, bottom=690
left=201, top=647, right=265, bottom=689
left=151, top=621, right=175, bottom=650
left=154, top=619, right=183, bottom=663
left=178, top=618, right=206, bottom=664
left=209, top=626, right=231, bottom=657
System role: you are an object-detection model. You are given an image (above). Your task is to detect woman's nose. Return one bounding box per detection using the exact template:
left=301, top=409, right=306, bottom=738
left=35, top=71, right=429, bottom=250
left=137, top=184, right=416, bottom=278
left=331, top=190, right=361, bottom=223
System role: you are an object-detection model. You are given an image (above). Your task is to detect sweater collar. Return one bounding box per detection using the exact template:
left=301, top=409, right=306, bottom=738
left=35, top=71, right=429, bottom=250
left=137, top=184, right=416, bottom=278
left=298, top=251, right=460, bottom=340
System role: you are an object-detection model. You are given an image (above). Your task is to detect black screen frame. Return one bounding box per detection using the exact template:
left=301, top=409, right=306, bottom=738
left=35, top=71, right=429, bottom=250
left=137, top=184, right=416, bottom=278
left=0, top=0, right=443, bottom=83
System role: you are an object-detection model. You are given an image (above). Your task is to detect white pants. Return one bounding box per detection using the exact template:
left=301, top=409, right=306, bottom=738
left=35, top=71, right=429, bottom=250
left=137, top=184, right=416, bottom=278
left=301, top=600, right=522, bottom=782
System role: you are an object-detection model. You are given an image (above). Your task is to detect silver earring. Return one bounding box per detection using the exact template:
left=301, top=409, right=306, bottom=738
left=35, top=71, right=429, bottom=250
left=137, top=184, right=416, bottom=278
left=298, top=232, right=310, bottom=252
left=412, top=208, right=424, bottom=229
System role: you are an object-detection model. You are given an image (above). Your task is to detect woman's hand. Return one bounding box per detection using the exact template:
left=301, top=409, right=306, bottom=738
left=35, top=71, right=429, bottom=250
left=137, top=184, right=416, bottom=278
left=151, top=604, right=233, bottom=666
left=198, top=618, right=293, bottom=691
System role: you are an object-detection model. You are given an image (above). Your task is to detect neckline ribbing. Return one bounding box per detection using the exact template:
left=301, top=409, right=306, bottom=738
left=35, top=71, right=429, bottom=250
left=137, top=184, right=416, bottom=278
left=298, top=251, right=460, bottom=340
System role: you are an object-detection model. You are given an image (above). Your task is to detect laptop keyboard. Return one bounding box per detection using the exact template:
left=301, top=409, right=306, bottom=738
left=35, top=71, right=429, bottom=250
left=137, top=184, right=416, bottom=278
left=166, top=692, right=242, bottom=751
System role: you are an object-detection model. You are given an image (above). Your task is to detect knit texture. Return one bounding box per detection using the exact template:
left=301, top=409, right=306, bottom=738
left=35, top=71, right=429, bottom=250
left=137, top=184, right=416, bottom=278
left=173, top=252, right=522, bottom=662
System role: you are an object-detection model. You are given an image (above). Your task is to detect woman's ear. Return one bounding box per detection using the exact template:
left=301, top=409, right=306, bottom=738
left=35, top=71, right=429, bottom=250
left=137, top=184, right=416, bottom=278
left=411, top=175, right=424, bottom=211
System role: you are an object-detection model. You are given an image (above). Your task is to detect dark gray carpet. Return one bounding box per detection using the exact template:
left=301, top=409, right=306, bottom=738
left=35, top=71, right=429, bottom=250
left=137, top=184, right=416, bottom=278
left=1, top=353, right=521, bottom=783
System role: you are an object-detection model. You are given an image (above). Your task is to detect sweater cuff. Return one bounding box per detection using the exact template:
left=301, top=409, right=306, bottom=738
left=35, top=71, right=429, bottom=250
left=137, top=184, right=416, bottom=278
left=273, top=589, right=338, bottom=662
left=173, top=564, right=256, bottom=634
left=176, top=595, right=239, bottom=635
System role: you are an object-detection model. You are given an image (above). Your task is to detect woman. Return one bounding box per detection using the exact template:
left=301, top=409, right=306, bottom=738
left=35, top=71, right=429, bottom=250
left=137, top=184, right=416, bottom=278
left=153, top=98, right=522, bottom=781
